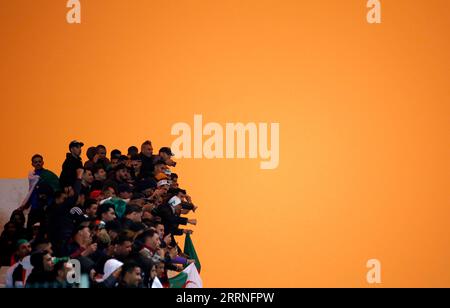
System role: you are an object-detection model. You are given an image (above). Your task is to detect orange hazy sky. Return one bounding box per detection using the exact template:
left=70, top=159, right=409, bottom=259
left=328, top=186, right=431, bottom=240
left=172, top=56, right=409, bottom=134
left=0, top=0, right=449, bottom=287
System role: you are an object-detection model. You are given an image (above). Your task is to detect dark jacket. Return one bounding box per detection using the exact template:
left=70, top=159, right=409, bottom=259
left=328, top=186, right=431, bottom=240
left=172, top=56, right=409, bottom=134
left=153, top=203, right=188, bottom=237
left=138, top=153, right=155, bottom=179
left=46, top=180, right=82, bottom=257
left=60, top=153, right=82, bottom=188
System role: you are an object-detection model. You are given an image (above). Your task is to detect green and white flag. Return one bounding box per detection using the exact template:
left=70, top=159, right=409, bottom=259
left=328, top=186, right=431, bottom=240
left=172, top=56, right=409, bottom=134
left=184, top=233, right=201, bottom=273
left=169, top=263, right=203, bottom=288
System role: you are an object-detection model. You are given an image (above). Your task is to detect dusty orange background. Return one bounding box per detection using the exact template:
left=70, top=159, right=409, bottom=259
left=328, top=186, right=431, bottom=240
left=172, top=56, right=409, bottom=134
left=0, top=0, right=449, bottom=287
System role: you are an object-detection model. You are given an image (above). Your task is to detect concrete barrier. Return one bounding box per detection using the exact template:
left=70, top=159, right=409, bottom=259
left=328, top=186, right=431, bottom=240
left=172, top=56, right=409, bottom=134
left=0, top=179, right=28, bottom=229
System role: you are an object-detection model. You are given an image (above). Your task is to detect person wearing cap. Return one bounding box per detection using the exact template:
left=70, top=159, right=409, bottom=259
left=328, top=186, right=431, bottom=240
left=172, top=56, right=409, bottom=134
left=155, top=179, right=170, bottom=196
left=159, top=147, right=177, bottom=167
left=60, top=140, right=84, bottom=188
left=152, top=196, right=197, bottom=240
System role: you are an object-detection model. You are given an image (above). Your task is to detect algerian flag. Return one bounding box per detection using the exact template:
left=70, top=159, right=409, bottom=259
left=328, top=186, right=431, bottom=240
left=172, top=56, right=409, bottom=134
left=169, top=263, right=203, bottom=288
left=184, top=233, right=201, bottom=273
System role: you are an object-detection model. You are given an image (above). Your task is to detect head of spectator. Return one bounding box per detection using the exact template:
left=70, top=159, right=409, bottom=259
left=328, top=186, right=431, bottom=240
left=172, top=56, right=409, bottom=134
left=31, top=154, right=44, bottom=171
left=140, top=229, right=161, bottom=253
left=10, top=210, right=26, bottom=229
left=120, top=261, right=142, bottom=288
left=82, top=168, right=94, bottom=186
left=30, top=250, right=54, bottom=275
left=153, top=159, right=166, bottom=176
left=170, top=173, right=179, bottom=188
left=32, top=238, right=53, bottom=255
left=54, top=190, right=67, bottom=205
left=84, top=199, right=98, bottom=219
left=1, top=221, right=17, bottom=238
left=110, top=149, right=122, bottom=168
left=73, top=222, right=92, bottom=248
left=155, top=261, right=165, bottom=280
left=69, top=140, right=84, bottom=158
left=97, top=203, right=116, bottom=223
left=141, top=140, right=153, bottom=158
left=118, top=184, right=133, bottom=200
left=127, top=146, right=139, bottom=157
left=154, top=222, right=165, bottom=239
left=130, top=154, right=142, bottom=172
left=124, top=204, right=142, bottom=223
left=102, top=185, right=116, bottom=199
left=102, top=258, right=123, bottom=282
left=114, top=233, right=133, bottom=260
left=86, top=147, right=97, bottom=162
left=93, top=166, right=107, bottom=182
left=136, top=179, right=156, bottom=197
left=156, top=180, right=170, bottom=196
left=96, top=145, right=107, bottom=160
left=159, top=147, right=177, bottom=167
left=105, top=220, right=121, bottom=242
left=15, top=239, right=32, bottom=261
left=54, top=260, right=72, bottom=285
left=142, top=204, right=155, bottom=221
left=114, top=164, right=129, bottom=183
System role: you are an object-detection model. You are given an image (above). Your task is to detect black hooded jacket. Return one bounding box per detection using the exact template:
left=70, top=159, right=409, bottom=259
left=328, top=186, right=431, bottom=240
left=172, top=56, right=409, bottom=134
left=60, top=153, right=82, bottom=188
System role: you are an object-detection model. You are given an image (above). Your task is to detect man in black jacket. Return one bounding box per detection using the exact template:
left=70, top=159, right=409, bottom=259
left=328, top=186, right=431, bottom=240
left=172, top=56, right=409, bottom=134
left=138, top=140, right=157, bottom=179
left=47, top=170, right=83, bottom=257
left=154, top=196, right=197, bottom=239
left=60, top=140, right=84, bottom=188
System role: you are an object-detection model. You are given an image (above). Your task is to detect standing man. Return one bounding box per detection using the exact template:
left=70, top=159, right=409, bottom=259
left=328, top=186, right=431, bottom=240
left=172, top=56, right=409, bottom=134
left=60, top=140, right=84, bottom=188
left=19, top=154, right=60, bottom=229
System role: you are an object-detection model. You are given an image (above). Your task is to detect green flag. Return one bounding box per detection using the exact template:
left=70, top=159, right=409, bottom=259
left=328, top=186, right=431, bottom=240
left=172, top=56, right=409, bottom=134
left=184, top=233, right=201, bottom=273
left=169, top=271, right=188, bottom=288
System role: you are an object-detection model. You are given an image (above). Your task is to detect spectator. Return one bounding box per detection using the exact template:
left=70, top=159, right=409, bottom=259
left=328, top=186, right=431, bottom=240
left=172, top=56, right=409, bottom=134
left=60, top=140, right=84, bottom=188
left=97, top=258, right=123, bottom=288
left=5, top=239, right=32, bottom=288
left=127, top=146, right=139, bottom=158
left=159, top=147, right=177, bottom=167
left=139, top=140, right=157, bottom=179
left=113, top=233, right=133, bottom=262
left=84, top=199, right=98, bottom=220
left=130, top=154, right=142, bottom=179
left=110, top=149, right=122, bottom=170
left=97, top=203, right=117, bottom=224
left=25, top=250, right=55, bottom=288
left=81, top=168, right=94, bottom=198
left=65, top=222, right=97, bottom=259
left=83, top=147, right=98, bottom=170
left=118, top=262, right=142, bottom=288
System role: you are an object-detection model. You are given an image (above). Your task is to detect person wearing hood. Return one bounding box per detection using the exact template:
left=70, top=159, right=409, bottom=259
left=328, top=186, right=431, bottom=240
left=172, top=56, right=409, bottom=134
left=94, top=258, right=123, bottom=288
left=60, top=140, right=84, bottom=188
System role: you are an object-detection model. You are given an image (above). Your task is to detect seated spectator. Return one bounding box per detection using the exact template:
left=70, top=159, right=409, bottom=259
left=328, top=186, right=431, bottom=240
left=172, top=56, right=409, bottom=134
left=118, top=261, right=142, bottom=288
left=5, top=239, right=32, bottom=288
left=25, top=250, right=55, bottom=288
